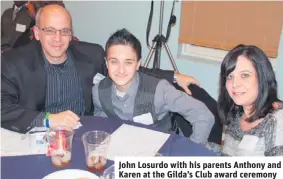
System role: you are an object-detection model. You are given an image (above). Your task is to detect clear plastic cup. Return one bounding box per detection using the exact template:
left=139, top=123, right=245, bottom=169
left=82, top=131, right=111, bottom=173
left=45, top=126, right=74, bottom=168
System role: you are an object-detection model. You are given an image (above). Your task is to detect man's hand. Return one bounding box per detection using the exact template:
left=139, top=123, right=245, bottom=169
left=175, top=72, right=200, bottom=95
left=48, top=110, right=80, bottom=129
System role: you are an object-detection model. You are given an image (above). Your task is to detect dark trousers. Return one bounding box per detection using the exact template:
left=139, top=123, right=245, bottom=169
left=172, top=84, right=223, bottom=144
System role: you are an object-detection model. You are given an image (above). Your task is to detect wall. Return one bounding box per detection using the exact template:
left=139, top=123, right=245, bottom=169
left=276, top=30, right=283, bottom=99
left=1, top=1, right=13, bottom=15
left=64, top=1, right=222, bottom=99
left=2, top=1, right=282, bottom=99
left=65, top=1, right=282, bottom=99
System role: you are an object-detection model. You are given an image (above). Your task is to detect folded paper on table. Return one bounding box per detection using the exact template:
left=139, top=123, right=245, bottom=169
left=106, top=124, right=170, bottom=160
left=1, top=128, right=47, bottom=156
left=1, top=122, right=82, bottom=157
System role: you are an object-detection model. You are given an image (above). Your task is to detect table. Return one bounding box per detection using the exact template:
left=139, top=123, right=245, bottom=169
left=1, top=116, right=216, bottom=179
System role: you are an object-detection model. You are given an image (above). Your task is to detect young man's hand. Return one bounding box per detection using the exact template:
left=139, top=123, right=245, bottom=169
left=174, top=72, right=200, bottom=95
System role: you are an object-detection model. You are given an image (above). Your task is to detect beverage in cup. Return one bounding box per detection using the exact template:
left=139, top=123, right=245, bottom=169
left=82, top=131, right=111, bottom=172
left=86, top=151, right=107, bottom=172
left=45, top=126, right=74, bottom=168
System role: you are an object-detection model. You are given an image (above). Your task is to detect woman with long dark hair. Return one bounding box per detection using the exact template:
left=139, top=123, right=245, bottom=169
left=206, top=44, right=282, bottom=156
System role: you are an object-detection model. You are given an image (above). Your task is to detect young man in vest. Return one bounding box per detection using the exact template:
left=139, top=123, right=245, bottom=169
left=92, top=29, right=215, bottom=144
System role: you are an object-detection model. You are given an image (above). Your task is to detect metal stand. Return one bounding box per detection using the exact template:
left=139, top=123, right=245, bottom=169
left=144, top=0, right=179, bottom=72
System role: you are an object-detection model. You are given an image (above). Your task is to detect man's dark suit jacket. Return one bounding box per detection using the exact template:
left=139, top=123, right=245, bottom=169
left=1, top=40, right=174, bottom=133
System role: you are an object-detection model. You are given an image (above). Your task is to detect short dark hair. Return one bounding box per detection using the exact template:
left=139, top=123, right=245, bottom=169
left=218, top=44, right=280, bottom=124
left=105, top=28, right=142, bottom=60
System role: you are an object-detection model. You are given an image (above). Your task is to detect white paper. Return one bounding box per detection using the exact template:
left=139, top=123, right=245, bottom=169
left=16, top=23, right=26, bottom=32
left=74, top=122, right=82, bottom=129
left=1, top=128, right=46, bottom=156
left=93, top=73, right=105, bottom=84
left=133, top=113, right=154, bottom=125
left=29, top=132, right=48, bottom=154
left=106, top=124, right=170, bottom=160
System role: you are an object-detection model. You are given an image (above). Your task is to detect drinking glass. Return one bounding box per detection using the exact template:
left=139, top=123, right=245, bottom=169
left=45, top=126, right=74, bottom=168
left=82, top=130, right=111, bottom=173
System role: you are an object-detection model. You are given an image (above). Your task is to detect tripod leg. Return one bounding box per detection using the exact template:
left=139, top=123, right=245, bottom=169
left=163, top=42, right=179, bottom=72
left=144, top=41, right=157, bottom=67
left=153, top=40, right=162, bottom=68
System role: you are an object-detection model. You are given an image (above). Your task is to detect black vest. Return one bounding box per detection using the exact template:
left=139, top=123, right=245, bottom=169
left=98, top=72, right=173, bottom=131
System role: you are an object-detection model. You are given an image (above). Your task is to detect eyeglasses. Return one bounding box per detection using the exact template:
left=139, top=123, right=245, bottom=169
left=38, top=27, right=72, bottom=36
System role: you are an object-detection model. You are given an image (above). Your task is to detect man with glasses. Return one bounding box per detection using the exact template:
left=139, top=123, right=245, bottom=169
left=1, top=4, right=199, bottom=134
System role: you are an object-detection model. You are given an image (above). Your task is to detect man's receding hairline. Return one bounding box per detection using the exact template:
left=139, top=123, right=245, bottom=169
left=35, top=5, right=72, bottom=26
